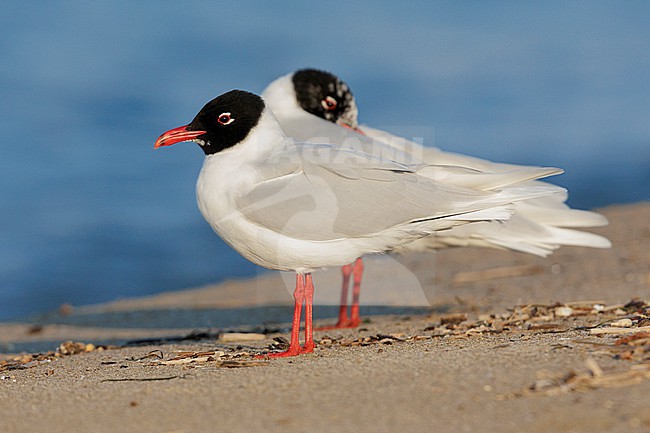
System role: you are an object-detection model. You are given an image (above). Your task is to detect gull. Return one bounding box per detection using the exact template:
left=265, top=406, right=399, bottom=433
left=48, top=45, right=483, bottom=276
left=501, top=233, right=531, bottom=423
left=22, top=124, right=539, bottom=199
left=154, top=89, right=566, bottom=356
left=262, top=69, right=611, bottom=328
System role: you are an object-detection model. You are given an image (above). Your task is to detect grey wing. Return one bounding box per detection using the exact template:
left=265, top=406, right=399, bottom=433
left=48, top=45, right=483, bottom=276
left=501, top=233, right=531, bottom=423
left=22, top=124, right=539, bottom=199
left=235, top=147, right=552, bottom=242
left=359, top=123, right=542, bottom=172
left=279, top=114, right=425, bottom=165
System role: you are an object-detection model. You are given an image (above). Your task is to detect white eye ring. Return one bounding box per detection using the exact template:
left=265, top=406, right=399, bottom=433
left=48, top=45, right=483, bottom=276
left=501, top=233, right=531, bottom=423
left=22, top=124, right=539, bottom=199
left=321, top=96, right=337, bottom=110
left=217, top=112, right=235, bottom=125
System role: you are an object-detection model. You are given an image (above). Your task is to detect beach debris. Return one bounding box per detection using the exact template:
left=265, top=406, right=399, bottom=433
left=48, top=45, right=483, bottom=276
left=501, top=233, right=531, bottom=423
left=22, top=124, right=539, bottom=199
left=554, top=306, right=574, bottom=317
left=420, top=299, right=650, bottom=339
left=317, top=333, right=430, bottom=348
left=27, top=325, right=44, bottom=335
left=281, top=299, right=650, bottom=352
left=3, top=299, right=648, bottom=375
left=124, top=330, right=220, bottom=346
left=0, top=341, right=112, bottom=373
left=150, top=350, right=266, bottom=368
left=611, top=318, right=634, bottom=327
left=608, top=332, right=650, bottom=361
left=58, top=341, right=97, bottom=355
left=615, top=332, right=650, bottom=346
left=487, top=300, right=650, bottom=399
left=218, top=332, right=266, bottom=342
left=58, top=303, right=74, bottom=316
left=439, top=313, right=467, bottom=326
left=502, top=358, right=650, bottom=398
left=587, top=300, right=650, bottom=335
left=127, top=350, right=165, bottom=361
left=158, top=350, right=225, bottom=365
left=272, top=336, right=290, bottom=350
left=101, top=375, right=185, bottom=382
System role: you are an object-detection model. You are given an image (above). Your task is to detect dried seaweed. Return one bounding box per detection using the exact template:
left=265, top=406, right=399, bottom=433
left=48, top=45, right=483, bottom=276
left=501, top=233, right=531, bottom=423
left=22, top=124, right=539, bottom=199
left=0, top=341, right=114, bottom=373
left=421, top=298, right=649, bottom=340
left=317, top=332, right=427, bottom=348
left=150, top=350, right=266, bottom=368
left=502, top=359, right=650, bottom=399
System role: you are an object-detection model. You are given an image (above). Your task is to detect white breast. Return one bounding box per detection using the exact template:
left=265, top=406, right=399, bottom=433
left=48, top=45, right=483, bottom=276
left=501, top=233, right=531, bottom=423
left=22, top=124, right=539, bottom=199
left=194, top=111, right=372, bottom=272
left=196, top=157, right=374, bottom=272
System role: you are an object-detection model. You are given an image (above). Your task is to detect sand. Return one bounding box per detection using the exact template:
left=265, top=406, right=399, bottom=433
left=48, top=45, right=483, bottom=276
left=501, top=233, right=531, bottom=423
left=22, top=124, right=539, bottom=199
left=1, top=202, right=649, bottom=433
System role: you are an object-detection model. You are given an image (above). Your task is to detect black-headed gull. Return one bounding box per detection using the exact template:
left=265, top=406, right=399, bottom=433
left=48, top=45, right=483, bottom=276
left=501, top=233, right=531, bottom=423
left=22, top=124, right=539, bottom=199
left=154, top=89, right=567, bottom=357
left=262, top=69, right=611, bottom=329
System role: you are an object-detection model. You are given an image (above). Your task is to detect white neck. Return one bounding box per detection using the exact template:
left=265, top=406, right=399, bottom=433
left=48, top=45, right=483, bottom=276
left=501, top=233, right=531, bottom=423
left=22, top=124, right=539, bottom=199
left=261, top=73, right=304, bottom=119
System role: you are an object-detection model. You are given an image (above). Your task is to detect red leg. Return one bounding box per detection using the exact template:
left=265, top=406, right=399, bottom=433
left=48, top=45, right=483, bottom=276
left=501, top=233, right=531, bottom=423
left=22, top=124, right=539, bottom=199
left=337, top=265, right=352, bottom=326
left=315, top=258, right=364, bottom=330
left=316, top=264, right=352, bottom=330
left=259, top=274, right=305, bottom=358
left=349, top=257, right=364, bottom=327
left=259, top=273, right=315, bottom=358
left=315, top=264, right=353, bottom=330
left=303, top=273, right=315, bottom=352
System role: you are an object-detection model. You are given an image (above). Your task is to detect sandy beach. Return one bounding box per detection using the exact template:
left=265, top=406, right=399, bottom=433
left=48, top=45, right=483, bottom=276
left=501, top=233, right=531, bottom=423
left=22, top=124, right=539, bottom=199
left=1, top=202, right=649, bottom=433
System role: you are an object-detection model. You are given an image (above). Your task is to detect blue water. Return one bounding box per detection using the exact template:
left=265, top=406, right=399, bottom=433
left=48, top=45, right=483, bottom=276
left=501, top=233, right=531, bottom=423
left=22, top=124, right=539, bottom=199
left=1, top=2, right=649, bottom=321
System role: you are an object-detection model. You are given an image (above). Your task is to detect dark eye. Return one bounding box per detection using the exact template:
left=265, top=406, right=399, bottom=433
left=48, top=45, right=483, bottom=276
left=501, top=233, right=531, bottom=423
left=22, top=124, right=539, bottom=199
left=217, top=112, right=234, bottom=125
left=321, top=96, right=337, bottom=111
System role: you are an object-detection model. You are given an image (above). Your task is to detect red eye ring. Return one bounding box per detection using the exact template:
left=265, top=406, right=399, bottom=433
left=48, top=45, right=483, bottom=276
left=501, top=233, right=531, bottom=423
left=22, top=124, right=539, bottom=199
left=217, top=112, right=234, bottom=125
left=321, top=96, right=337, bottom=111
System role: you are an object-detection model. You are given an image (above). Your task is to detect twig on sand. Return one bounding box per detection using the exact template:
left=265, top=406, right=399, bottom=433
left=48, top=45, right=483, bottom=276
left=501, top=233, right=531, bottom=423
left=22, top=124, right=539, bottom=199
left=101, top=375, right=185, bottom=383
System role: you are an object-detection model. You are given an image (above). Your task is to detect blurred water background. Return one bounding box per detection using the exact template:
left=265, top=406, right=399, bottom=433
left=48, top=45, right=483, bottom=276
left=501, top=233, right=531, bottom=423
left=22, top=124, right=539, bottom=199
left=1, top=1, right=648, bottom=321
